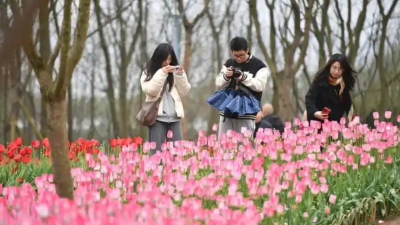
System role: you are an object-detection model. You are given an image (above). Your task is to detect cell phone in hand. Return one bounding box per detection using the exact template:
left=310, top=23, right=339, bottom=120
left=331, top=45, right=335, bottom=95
left=322, top=107, right=331, bottom=114
left=173, top=66, right=181, bottom=71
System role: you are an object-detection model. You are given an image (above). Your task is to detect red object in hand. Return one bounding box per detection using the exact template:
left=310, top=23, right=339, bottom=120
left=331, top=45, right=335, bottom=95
left=322, top=107, right=331, bottom=114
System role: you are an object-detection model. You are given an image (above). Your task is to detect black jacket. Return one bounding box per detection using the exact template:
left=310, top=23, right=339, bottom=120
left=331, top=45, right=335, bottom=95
left=253, top=119, right=273, bottom=138
left=305, top=76, right=352, bottom=123
left=262, top=114, right=284, bottom=134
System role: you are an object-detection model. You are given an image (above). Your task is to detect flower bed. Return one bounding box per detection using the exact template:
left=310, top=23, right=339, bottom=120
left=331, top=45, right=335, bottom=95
left=0, top=115, right=400, bottom=224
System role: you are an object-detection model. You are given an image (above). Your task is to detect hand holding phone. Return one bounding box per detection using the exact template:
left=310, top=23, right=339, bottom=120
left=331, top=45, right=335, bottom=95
left=322, top=107, right=331, bottom=115
left=173, top=66, right=184, bottom=73
left=314, top=107, right=330, bottom=120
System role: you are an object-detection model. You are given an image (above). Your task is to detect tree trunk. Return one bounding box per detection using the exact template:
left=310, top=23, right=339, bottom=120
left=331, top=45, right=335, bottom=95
left=67, top=85, right=73, bottom=141
left=47, top=98, right=74, bottom=199
left=247, top=0, right=252, bottom=49
left=2, top=66, right=8, bottom=143
left=39, top=0, right=50, bottom=139
left=182, top=31, right=193, bottom=73
left=41, top=99, right=48, bottom=136
left=8, top=47, right=22, bottom=142
left=119, top=65, right=128, bottom=137
left=94, top=0, right=120, bottom=138
left=9, top=102, right=20, bottom=142
left=377, top=18, right=391, bottom=113
left=89, top=66, right=95, bottom=139
left=181, top=30, right=193, bottom=139
left=271, top=76, right=279, bottom=113
left=275, top=75, right=295, bottom=122
left=207, top=37, right=222, bottom=134
left=8, top=0, right=91, bottom=200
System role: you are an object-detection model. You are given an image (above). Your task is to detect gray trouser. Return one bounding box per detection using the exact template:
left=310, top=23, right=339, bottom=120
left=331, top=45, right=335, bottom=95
left=218, top=116, right=255, bottom=139
left=148, top=120, right=182, bottom=155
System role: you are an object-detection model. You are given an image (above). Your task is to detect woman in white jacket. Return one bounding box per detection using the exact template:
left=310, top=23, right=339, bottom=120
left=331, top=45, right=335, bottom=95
left=140, top=43, right=191, bottom=155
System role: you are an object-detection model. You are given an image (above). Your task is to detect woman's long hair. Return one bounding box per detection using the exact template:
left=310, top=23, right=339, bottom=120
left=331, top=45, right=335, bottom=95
left=144, top=43, right=178, bottom=91
left=313, top=53, right=357, bottom=91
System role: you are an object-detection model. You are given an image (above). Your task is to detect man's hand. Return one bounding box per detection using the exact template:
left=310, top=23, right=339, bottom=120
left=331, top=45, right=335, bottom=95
left=225, top=67, right=233, bottom=78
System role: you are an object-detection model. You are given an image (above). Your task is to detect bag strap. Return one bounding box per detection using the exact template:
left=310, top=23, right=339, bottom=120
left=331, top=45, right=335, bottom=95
left=237, top=82, right=256, bottom=99
left=158, top=79, right=168, bottom=99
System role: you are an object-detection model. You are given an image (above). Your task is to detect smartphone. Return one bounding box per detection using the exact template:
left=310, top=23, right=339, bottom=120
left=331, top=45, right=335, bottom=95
left=173, top=66, right=181, bottom=71
left=322, top=107, right=331, bottom=114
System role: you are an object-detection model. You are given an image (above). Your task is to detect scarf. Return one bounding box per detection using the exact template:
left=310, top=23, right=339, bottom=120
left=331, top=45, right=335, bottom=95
left=329, top=75, right=345, bottom=96
left=329, top=75, right=354, bottom=121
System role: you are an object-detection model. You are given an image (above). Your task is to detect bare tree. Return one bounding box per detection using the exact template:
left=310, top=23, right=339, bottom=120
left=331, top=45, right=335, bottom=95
left=93, top=0, right=120, bottom=138
left=250, top=0, right=316, bottom=121
left=94, top=0, right=143, bottom=138
left=88, top=52, right=98, bottom=139
left=9, top=0, right=92, bottom=199
left=312, top=0, right=331, bottom=68
left=114, top=0, right=143, bottom=137
left=334, top=0, right=369, bottom=66
left=376, top=0, right=398, bottom=113
left=177, top=0, right=210, bottom=138
left=205, top=0, right=233, bottom=134
left=134, top=1, right=150, bottom=139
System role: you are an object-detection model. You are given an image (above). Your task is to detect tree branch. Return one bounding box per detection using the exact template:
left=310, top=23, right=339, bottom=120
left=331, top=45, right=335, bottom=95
left=50, top=0, right=60, bottom=34
left=126, top=0, right=143, bottom=65
left=8, top=0, right=45, bottom=73
left=348, top=0, right=369, bottom=65
left=249, top=0, right=277, bottom=74
left=178, top=0, right=210, bottom=30
left=67, top=0, right=92, bottom=68
left=46, top=0, right=62, bottom=73
left=87, top=1, right=134, bottom=38
left=46, top=36, right=61, bottom=73
left=53, top=0, right=91, bottom=97
left=52, top=0, right=72, bottom=97
left=39, top=0, right=51, bottom=62
left=346, top=0, right=353, bottom=52
left=334, top=0, right=346, bottom=53
left=267, top=0, right=277, bottom=65
left=292, top=0, right=315, bottom=74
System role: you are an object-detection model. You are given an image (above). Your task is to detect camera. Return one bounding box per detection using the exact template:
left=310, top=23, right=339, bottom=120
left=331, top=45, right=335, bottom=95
left=230, top=67, right=242, bottom=78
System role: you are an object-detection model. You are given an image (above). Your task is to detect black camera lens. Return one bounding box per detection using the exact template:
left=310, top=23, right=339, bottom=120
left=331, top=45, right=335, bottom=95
left=232, top=68, right=241, bottom=78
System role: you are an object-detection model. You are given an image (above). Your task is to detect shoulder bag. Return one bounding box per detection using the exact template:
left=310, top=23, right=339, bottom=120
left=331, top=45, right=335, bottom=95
left=136, top=80, right=168, bottom=126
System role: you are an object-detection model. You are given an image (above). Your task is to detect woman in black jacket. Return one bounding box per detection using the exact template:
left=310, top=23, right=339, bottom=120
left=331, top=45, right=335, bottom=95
left=305, top=54, right=356, bottom=124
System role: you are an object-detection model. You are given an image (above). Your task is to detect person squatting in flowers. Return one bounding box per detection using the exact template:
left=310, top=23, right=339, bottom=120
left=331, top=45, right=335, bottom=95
left=305, top=53, right=356, bottom=125
left=140, top=43, right=191, bottom=155
left=215, top=37, right=269, bottom=138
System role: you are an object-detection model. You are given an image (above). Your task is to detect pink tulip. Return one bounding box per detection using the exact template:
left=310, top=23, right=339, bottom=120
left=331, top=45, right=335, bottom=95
left=385, top=111, right=392, bottom=119
left=320, top=184, right=329, bottom=193
left=353, top=116, right=360, bottom=124
left=373, top=112, right=379, bottom=119
left=212, top=123, right=218, bottom=131
left=0, top=116, right=399, bottom=224
left=325, top=207, right=331, bottom=215
left=329, top=195, right=337, bottom=204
